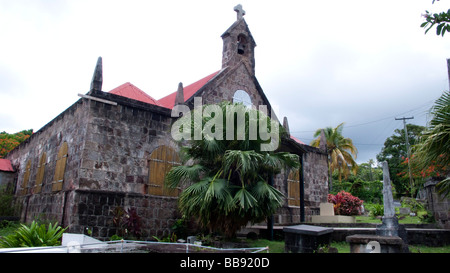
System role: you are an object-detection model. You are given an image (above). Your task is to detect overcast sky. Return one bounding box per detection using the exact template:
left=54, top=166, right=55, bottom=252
left=1, top=0, right=449, bottom=164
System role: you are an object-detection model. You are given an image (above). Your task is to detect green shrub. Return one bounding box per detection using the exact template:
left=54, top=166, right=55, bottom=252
left=401, top=198, right=425, bottom=214
left=0, top=221, right=66, bottom=248
left=350, top=181, right=383, bottom=204
left=366, top=203, right=384, bottom=217
left=0, top=186, right=19, bottom=216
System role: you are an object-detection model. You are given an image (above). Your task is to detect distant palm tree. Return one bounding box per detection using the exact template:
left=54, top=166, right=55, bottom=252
left=415, top=91, right=450, bottom=197
left=310, top=123, right=358, bottom=183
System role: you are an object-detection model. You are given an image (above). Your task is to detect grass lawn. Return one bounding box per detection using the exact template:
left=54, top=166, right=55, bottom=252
left=355, top=214, right=429, bottom=225
left=246, top=239, right=450, bottom=253
left=247, top=239, right=285, bottom=253
left=0, top=221, right=21, bottom=237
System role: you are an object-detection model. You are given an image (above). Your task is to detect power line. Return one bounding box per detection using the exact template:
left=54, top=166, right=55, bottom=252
left=289, top=99, right=435, bottom=134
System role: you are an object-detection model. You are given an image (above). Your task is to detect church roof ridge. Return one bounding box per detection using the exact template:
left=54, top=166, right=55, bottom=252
left=157, top=70, right=222, bottom=109
left=109, top=82, right=161, bottom=106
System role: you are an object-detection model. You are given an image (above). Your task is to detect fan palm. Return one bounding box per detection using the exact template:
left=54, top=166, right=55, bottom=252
left=414, top=91, right=450, bottom=197
left=310, top=123, right=358, bottom=182
left=166, top=102, right=299, bottom=237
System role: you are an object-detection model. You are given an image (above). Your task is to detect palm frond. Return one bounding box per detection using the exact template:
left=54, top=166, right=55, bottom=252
left=233, top=187, right=258, bottom=211
left=436, top=177, right=450, bottom=198
left=165, top=164, right=205, bottom=189
left=251, top=180, right=284, bottom=204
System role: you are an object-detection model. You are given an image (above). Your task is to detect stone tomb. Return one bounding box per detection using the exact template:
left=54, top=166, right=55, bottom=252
left=311, top=202, right=356, bottom=223
left=283, top=224, right=333, bottom=253
left=346, top=235, right=404, bottom=253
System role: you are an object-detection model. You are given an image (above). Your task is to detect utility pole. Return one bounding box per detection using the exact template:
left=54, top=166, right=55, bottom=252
left=395, top=116, right=414, bottom=195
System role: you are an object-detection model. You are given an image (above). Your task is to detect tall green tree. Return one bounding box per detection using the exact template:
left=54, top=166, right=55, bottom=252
left=310, top=123, right=358, bottom=183
left=414, top=91, right=450, bottom=197
left=377, top=124, right=425, bottom=196
left=166, top=102, right=299, bottom=238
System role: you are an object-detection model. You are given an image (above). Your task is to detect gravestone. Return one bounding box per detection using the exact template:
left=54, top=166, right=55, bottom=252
left=376, top=161, right=399, bottom=237
left=374, top=161, right=408, bottom=252
left=320, top=202, right=334, bottom=216
left=311, top=202, right=356, bottom=223
left=346, top=235, right=403, bottom=253
left=283, top=224, right=333, bottom=253
left=346, top=162, right=408, bottom=253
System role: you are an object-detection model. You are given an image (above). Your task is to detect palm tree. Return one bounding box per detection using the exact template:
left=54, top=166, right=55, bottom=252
left=414, top=91, right=450, bottom=197
left=310, top=123, right=358, bottom=183
left=166, top=102, right=299, bottom=237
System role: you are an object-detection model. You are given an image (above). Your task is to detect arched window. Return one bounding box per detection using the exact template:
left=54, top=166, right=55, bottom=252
left=21, top=160, right=31, bottom=195
left=148, top=145, right=181, bottom=197
left=52, top=142, right=68, bottom=192
left=35, top=152, right=47, bottom=193
left=233, top=90, right=252, bottom=108
left=287, top=168, right=300, bottom=207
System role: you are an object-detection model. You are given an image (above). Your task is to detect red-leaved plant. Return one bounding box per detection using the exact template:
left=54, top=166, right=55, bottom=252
left=328, top=191, right=363, bottom=216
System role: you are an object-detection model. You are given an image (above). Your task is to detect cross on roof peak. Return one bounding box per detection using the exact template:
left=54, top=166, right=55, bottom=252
left=234, top=4, right=245, bottom=20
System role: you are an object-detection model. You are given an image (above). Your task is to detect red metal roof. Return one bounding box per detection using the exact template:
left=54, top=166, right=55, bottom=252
left=109, top=82, right=161, bottom=106
left=157, top=71, right=220, bottom=109
left=0, top=159, right=14, bottom=172
left=290, top=135, right=305, bottom=145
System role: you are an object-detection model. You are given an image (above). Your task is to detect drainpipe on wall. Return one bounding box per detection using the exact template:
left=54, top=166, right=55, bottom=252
left=300, top=155, right=305, bottom=223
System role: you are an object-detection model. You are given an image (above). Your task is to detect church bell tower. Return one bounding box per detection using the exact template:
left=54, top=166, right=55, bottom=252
left=221, top=4, right=256, bottom=75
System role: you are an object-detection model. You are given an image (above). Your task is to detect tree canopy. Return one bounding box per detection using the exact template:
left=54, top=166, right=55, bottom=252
left=376, top=124, right=425, bottom=196
left=0, top=129, right=33, bottom=158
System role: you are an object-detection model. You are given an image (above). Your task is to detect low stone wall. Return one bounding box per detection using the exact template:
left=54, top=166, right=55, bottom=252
left=242, top=223, right=450, bottom=247
left=332, top=227, right=450, bottom=247
left=69, top=189, right=180, bottom=241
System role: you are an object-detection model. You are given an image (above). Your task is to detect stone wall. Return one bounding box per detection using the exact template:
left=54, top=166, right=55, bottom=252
left=272, top=149, right=329, bottom=225
left=185, top=64, right=265, bottom=111
left=6, top=99, right=89, bottom=224
left=77, top=98, right=175, bottom=193
left=0, top=171, right=15, bottom=189
left=424, top=178, right=450, bottom=229
left=302, top=151, right=329, bottom=220
left=70, top=95, right=181, bottom=239
left=70, top=190, right=179, bottom=240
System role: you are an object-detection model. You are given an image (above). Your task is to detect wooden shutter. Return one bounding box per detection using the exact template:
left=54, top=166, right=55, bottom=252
left=52, top=142, right=68, bottom=192
left=148, top=146, right=181, bottom=197
left=21, top=160, right=32, bottom=195
left=34, top=152, right=47, bottom=193
left=287, top=168, right=300, bottom=207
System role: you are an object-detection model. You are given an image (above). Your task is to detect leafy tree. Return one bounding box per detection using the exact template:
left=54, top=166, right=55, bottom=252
left=310, top=123, right=358, bottom=183
left=421, top=1, right=450, bottom=36
left=165, top=102, right=299, bottom=238
left=377, top=124, right=425, bottom=196
left=358, top=160, right=383, bottom=182
left=414, top=91, right=450, bottom=197
left=0, top=129, right=33, bottom=158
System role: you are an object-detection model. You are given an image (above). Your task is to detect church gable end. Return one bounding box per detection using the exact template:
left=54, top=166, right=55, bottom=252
left=195, top=62, right=265, bottom=108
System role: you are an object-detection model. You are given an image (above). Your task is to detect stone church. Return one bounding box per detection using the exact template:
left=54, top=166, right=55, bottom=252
left=5, top=5, right=329, bottom=240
